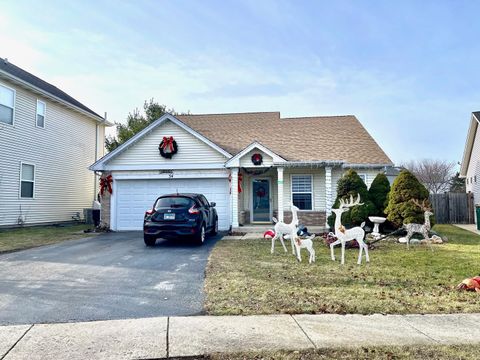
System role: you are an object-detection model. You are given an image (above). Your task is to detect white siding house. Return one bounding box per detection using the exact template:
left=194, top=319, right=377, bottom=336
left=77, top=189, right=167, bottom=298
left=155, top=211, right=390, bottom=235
left=0, top=58, right=109, bottom=227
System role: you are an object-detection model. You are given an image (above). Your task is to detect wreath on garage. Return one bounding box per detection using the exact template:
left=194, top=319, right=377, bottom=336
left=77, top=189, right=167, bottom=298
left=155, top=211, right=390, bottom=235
left=158, top=136, right=178, bottom=159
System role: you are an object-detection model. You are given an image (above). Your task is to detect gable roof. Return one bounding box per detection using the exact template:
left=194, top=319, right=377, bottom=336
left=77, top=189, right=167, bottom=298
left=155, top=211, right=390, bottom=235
left=177, top=112, right=393, bottom=165
left=224, top=141, right=287, bottom=168
left=460, top=112, right=480, bottom=177
left=0, top=57, right=106, bottom=123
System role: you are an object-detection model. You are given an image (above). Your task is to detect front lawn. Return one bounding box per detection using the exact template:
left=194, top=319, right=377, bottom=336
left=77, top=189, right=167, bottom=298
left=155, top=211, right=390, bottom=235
left=0, top=224, right=92, bottom=253
left=204, top=224, right=480, bottom=315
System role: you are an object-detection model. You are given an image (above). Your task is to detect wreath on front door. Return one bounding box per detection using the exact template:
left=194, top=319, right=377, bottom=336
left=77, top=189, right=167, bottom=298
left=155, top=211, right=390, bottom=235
left=159, top=136, right=178, bottom=159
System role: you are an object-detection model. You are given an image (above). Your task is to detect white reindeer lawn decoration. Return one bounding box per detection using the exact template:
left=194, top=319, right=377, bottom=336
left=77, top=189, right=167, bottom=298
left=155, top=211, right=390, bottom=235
left=292, top=233, right=316, bottom=263
left=271, top=204, right=300, bottom=256
left=403, top=199, right=434, bottom=250
left=330, top=194, right=370, bottom=265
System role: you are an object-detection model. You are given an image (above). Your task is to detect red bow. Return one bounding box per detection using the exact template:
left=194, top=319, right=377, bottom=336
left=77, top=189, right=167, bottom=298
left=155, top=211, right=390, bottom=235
left=100, top=175, right=113, bottom=196
left=228, top=173, right=243, bottom=194
left=161, top=136, right=174, bottom=153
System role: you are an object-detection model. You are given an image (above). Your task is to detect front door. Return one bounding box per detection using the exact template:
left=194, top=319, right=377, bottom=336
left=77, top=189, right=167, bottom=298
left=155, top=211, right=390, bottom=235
left=252, top=178, right=271, bottom=222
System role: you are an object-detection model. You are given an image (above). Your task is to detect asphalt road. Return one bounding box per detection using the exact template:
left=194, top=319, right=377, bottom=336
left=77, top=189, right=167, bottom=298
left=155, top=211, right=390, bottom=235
left=0, top=231, right=221, bottom=325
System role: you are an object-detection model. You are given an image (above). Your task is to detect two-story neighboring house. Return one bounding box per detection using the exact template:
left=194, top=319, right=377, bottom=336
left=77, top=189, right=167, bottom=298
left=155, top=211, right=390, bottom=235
left=0, top=58, right=111, bottom=227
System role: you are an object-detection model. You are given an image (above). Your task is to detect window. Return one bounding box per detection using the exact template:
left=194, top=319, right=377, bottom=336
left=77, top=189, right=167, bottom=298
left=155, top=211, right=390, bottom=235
left=36, top=100, right=45, bottom=128
left=358, top=173, right=367, bottom=183
left=291, top=175, right=313, bottom=210
left=0, top=83, right=15, bottom=125
left=20, top=163, right=35, bottom=198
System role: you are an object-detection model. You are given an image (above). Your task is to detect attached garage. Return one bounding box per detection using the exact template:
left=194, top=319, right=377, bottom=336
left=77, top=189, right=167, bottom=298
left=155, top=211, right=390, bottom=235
left=114, top=178, right=230, bottom=231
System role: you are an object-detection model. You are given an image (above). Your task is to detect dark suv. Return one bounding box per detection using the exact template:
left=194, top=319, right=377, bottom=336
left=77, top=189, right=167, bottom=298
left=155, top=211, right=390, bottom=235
left=143, top=193, right=218, bottom=246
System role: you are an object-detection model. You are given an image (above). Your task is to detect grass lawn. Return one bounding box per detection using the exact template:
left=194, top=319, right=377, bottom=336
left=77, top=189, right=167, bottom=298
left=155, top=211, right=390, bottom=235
left=205, top=224, right=480, bottom=315
left=0, top=224, right=92, bottom=253
left=203, top=345, right=480, bottom=360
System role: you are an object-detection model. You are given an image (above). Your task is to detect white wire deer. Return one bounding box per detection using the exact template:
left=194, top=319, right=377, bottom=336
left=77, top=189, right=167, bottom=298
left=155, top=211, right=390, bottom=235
left=330, top=194, right=370, bottom=265
left=271, top=204, right=300, bottom=257
left=403, top=199, right=434, bottom=250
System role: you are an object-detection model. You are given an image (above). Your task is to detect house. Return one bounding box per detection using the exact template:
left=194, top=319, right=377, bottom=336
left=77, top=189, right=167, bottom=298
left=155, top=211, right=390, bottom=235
left=460, top=111, right=480, bottom=220
left=90, top=112, right=393, bottom=231
left=0, top=58, right=111, bottom=227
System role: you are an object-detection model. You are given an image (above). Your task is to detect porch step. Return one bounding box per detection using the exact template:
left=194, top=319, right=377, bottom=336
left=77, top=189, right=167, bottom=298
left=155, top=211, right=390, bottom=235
left=232, top=225, right=329, bottom=234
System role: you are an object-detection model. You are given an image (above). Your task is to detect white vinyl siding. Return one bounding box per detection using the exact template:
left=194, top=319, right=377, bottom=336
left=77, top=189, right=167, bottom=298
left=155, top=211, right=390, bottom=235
left=20, top=163, right=35, bottom=198
left=0, top=82, right=15, bottom=125
left=291, top=175, right=313, bottom=210
left=36, top=100, right=46, bottom=128
left=239, top=149, right=274, bottom=167
left=466, top=123, right=480, bottom=222
left=0, top=78, right=106, bottom=226
left=107, top=119, right=228, bottom=167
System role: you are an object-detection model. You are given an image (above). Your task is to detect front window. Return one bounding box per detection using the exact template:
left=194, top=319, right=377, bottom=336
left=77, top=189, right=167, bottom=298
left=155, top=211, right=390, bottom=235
left=36, top=100, right=46, bottom=128
left=20, top=163, right=35, bottom=198
left=0, top=84, right=15, bottom=125
left=358, top=173, right=367, bottom=184
left=291, top=175, right=313, bottom=210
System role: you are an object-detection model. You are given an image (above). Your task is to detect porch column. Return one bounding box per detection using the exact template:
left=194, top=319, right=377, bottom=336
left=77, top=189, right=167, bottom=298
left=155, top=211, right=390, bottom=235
left=277, top=167, right=284, bottom=222
left=231, top=168, right=239, bottom=228
left=325, top=166, right=333, bottom=228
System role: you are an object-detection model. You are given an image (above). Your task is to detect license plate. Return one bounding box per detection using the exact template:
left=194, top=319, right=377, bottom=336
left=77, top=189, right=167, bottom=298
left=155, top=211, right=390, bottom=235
left=164, top=213, right=175, bottom=220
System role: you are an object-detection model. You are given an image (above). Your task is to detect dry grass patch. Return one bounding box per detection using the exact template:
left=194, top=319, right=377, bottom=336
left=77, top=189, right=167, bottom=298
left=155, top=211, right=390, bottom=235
left=205, top=225, right=480, bottom=315
left=0, top=224, right=92, bottom=253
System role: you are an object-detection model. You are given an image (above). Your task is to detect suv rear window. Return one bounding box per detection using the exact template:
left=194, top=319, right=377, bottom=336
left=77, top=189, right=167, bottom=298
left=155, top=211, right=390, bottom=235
left=154, top=196, right=195, bottom=209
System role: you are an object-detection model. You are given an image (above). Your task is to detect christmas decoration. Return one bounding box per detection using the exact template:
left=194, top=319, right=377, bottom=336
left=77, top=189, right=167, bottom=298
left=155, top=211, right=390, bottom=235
left=228, top=173, right=243, bottom=193
left=457, top=276, right=480, bottom=293
left=263, top=230, right=275, bottom=239
left=159, top=136, right=178, bottom=159
left=100, top=175, right=113, bottom=196
left=241, top=166, right=272, bottom=176
left=251, top=153, right=263, bottom=165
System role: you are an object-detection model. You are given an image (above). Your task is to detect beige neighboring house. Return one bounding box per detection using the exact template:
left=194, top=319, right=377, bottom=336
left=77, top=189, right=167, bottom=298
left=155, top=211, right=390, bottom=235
left=90, top=112, right=393, bottom=231
left=460, top=111, right=480, bottom=221
left=0, top=58, right=111, bottom=227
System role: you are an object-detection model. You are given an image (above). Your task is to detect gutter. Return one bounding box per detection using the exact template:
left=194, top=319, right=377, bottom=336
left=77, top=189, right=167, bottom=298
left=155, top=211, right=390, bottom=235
left=273, top=160, right=345, bottom=167
left=0, top=69, right=113, bottom=126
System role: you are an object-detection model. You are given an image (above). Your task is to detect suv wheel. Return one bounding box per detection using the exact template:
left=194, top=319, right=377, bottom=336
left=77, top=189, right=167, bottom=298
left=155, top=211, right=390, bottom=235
left=144, top=235, right=156, bottom=247
left=195, top=224, right=206, bottom=245
left=211, top=218, right=218, bottom=235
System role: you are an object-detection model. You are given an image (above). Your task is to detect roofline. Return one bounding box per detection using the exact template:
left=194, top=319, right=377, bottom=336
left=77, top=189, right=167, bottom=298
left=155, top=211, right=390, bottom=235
left=343, top=163, right=394, bottom=169
left=89, top=113, right=232, bottom=171
left=225, top=141, right=287, bottom=168
left=272, top=161, right=392, bottom=168
left=180, top=111, right=280, bottom=117
left=0, top=68, right=112, bottom=125
left=460, top=112, right=480, bottom=177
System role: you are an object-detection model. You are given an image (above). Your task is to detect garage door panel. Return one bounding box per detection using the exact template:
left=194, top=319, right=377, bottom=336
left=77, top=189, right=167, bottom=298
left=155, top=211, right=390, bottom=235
left=115, top=178, right=230, bottom=231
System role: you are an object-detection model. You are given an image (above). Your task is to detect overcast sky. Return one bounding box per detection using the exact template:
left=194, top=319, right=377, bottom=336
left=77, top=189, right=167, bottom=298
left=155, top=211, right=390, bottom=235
left=1, top=0, right=479, bottom=165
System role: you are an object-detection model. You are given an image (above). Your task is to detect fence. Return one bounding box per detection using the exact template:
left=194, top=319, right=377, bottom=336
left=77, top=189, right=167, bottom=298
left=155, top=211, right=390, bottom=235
left=429, top=192, right=474, bottom=224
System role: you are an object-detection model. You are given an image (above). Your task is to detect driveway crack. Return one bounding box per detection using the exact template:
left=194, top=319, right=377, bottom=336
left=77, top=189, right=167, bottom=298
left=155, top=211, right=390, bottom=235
left=1, top=324, right=34, bottom=360
left=291, top=315, right=316, bottom=349
left=166, top=317, right=170, bottom=358
left=401, top=316, right=440, bottom=344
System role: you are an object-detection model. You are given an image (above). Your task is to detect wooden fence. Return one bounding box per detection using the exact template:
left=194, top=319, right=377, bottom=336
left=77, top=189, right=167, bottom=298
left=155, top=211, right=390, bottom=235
left=429, top=192, right=475, bottom=224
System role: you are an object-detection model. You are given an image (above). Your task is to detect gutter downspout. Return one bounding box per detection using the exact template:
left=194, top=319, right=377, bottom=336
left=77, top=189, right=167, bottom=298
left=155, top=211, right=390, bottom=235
left=93, top=112, right=107, bottom=200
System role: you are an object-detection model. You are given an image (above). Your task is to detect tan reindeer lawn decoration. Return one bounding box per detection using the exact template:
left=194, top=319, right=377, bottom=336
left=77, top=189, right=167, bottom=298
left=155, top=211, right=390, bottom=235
left=330, top=194, right=370, bottom=265
left=403, top=199, right=434, bottom=249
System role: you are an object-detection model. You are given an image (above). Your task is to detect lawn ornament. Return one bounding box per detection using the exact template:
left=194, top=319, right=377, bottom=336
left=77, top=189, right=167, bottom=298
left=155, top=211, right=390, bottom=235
left=456, top=276, right=480, bottom=293
left=263, top=230, right=275, bottom=239
left=293, top=233, right=316, bottom=264
left=403, top=199, right=433, bottom=250
left=329, top=194, right=370, bottom=265
left=270, top=204, right=300, bottom=255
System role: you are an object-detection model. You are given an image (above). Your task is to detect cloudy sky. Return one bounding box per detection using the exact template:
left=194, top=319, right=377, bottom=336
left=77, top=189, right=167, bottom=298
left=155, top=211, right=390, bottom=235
left=1, top=0, right=479, bottom=165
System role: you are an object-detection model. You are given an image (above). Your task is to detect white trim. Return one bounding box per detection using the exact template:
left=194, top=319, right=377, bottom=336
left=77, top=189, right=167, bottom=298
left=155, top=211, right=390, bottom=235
left=460, top=113, right=480, bottom=177
left=0, top=81, right=16, bottom=126
left=225, top=141, right=287, bottom=168
left=250, top=177, right=272, bottom=223
left=357, top=173, right=367, bottom=184
left=36, top=99, right=46, bottom=129
left=0, top=70, right=109, bottom=124
left=19, top=161, right=36, bottom=199
left=112, top=172, right=229, bottom=180
left=111, top=179, right=118, bottom=231
left=89, top=113, right=232, bottom=171
left=99, top=163, right=226, bottom=171
left=290, top=174, right=314, bottom=211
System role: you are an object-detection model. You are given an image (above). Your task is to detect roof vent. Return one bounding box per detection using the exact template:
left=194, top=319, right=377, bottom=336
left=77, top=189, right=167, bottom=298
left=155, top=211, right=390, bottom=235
left=3, top=58, right=8, bottom=64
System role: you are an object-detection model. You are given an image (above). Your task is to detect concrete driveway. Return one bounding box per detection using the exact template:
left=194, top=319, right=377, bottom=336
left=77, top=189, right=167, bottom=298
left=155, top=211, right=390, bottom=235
left=0, top=231, right=221, bottom=325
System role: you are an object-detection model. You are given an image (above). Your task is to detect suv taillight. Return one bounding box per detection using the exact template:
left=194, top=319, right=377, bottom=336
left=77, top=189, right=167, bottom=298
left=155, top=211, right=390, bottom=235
left=145, top=209, right=154, bottom=217
left=188, top=205, right=200, bottom=214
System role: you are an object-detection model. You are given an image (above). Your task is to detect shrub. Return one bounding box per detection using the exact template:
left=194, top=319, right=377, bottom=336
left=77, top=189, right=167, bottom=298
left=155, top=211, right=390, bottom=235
left=368, top=173, right=391, bottom=216
left=327, top=169, right=374, bottom=229
left=384, top=169, right=432, bottom=227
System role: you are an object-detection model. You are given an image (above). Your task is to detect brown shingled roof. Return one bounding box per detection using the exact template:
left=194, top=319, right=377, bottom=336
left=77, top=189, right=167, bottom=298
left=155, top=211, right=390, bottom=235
left=176, top=112, right=392, bottom=165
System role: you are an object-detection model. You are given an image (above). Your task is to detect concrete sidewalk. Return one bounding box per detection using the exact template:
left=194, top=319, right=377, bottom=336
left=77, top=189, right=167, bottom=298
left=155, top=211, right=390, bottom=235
left=1, top=313, right=480, bottom=359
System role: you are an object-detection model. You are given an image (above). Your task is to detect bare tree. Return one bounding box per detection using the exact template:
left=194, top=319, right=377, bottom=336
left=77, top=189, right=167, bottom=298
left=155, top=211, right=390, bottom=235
left=402, top=159, right=456, bottom=194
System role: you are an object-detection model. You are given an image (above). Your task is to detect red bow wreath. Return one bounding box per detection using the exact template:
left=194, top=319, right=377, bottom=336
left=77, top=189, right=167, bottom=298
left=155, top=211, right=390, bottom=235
left=228, top=173, right=243, bottom=194
left=159, top=136, right=178, bottom=159
left=100, top=175, right=113, bottom=196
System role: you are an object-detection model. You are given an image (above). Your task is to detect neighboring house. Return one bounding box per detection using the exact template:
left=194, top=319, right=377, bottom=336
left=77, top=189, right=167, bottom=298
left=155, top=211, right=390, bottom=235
left=0, top=58, right=111, bottom=227
left=460, top=111, right=480, bottom=219
left=90, top=112, right=393, bottom=231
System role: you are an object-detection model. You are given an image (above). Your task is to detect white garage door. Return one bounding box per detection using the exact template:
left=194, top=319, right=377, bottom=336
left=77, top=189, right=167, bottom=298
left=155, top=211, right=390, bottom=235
left=115, top=178, right=230, bottom=231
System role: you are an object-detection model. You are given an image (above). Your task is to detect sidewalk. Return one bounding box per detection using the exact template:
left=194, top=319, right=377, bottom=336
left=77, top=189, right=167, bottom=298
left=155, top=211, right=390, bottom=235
left=1, top=313, right=480, bottom=359
left=454, top=223, right=480, bottom=235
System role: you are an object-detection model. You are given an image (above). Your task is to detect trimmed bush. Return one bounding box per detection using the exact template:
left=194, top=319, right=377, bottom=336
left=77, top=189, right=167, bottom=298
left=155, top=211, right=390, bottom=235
left=327, top=169, right=374, bottom=229
left=384, top=169, right=432, bottom=227
left=368, top=173, right=391, bottom=216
